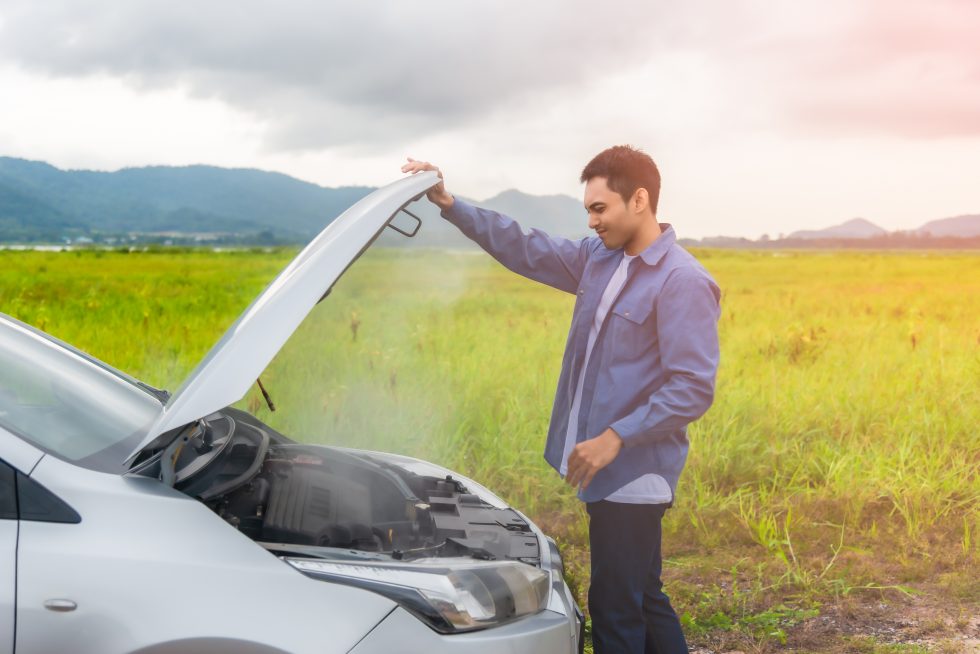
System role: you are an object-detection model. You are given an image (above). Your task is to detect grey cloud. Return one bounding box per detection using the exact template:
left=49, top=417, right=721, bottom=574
left=3, top=0, right=976, bottom=148
left=0, top=0, right=677, bottom=150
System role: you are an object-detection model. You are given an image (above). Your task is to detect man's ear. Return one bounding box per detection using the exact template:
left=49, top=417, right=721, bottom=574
left=631, top=188, right=649, bottom=214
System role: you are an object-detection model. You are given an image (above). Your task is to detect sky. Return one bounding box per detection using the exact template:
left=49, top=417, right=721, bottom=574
left=0, top=0, right=977, bottom=238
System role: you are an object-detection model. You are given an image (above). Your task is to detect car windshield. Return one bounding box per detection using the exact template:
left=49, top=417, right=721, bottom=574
left=0, top=317, right=162, bottom=468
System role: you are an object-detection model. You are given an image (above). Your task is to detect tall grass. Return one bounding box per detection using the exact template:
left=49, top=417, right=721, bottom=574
left=2, top=246, right=977, bottom=646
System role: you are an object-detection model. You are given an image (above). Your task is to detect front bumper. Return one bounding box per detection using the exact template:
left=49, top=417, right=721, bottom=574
left=349, top=607, right=577, bottom=654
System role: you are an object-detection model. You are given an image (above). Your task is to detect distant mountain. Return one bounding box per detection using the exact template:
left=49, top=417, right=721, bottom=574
left=684, top=212, right=980, bottom=249
left=681, top=235, right=755, bottom=248
left=787, top=218, right=887, bottom=240
left=0, top=156, right=588, bottom=246
left=2, top=156, right=977, bottom=248
left=377, top=188, right=590, bottom=250
left=914, top=214, right=980, bottom=237
left=482, top=189, right=588, bottom=234
left=0, top=177, right=81, bottom=241
left=0, top=156, right=374, bottom=241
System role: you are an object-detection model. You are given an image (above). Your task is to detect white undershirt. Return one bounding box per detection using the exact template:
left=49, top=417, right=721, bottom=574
left=559, top=252, right=673, bottom=504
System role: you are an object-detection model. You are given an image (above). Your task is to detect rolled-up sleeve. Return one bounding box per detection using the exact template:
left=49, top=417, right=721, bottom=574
left=609, top=268, right=721, bottom=447
left=441, top=198, right=592, bottom=294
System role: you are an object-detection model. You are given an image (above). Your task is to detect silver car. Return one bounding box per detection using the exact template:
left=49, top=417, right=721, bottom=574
left=0, top=171, right=583, bottom=654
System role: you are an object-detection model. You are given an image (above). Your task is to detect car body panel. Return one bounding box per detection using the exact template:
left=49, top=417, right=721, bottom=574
left=0, top=425, right=44, bottom=474
left=16, top=453, right=398, bottom=654
left=1, top=428, right=38, bottom=654
left=0, top=510, right=14, bottom=654
left=130, top=171, right=440, bottom=457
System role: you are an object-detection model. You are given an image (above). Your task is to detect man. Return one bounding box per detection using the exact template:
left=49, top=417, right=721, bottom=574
left=401, top=145, right=721, bottom=654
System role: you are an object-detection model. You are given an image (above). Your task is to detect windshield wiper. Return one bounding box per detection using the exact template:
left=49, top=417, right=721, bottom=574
left=135, top=381, right=171, bottom=404
left=256, top=377, right=276, bottom=412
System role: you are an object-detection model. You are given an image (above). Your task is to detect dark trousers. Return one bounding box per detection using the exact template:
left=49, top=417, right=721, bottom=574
left=586, top=500, right=688, bottom=654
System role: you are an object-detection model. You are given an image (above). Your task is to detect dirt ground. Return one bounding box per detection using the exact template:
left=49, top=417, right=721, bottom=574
left=688, top=588, right=979, bottom=654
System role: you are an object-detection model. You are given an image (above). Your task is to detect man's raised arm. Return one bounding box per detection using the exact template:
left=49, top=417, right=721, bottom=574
left=401, top=158, right=591, bottom=294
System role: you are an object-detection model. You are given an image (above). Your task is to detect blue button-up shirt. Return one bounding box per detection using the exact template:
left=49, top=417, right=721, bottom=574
left=441, top=198, right=722, bottom=503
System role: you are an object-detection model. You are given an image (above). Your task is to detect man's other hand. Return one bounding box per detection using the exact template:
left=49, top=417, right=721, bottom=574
left=565, top=427, right=624, bottom=491
left=401, top=157, right=454, bottom=210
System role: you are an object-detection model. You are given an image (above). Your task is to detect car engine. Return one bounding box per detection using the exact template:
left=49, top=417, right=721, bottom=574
left=172, top=410, right=541, bottom=565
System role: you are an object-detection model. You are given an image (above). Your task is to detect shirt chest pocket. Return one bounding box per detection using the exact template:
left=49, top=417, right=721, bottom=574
left=608, top=300, right=657, bottom=352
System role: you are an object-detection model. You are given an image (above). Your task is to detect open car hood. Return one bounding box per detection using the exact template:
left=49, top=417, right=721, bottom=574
left=126, top=172, right=440, bottom=460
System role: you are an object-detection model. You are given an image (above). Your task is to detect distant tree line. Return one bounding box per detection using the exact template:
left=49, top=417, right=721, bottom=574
left=683, top=233, right=980, bottom=250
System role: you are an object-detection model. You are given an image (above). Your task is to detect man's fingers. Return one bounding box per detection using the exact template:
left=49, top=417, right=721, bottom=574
left=568, top=464, right=594, bottom=491
left=565, top=450, right=581, bottom=485
left=565, top=455, right=593, bottom=489
left=402, top=158, right=433, bottom=171
left=400, top=157, right=426, bottom=172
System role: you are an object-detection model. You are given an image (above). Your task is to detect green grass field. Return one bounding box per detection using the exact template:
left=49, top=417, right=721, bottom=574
left=2, top=246, right=978, bottom=652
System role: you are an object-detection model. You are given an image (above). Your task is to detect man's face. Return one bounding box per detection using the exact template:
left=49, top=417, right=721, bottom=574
left=583, top=176, right=642, bottom=250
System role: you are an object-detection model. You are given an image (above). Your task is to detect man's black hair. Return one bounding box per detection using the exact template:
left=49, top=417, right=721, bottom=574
left=580, top=145, right=661, bottom=214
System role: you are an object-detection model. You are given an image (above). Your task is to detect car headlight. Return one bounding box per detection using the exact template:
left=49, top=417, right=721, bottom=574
left=285, top=557, right=550, bottom=633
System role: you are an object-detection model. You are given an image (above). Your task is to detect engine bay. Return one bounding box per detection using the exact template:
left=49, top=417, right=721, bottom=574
left=167, top=409, right=541, bottom=565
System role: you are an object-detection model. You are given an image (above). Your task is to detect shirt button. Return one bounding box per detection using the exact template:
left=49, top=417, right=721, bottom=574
left=578, top=289, right=584, bottom=295
left=625, top=311, right=631, bottom=316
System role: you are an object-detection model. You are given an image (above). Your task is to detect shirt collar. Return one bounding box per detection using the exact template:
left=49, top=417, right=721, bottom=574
left=634, top=223, right=675, bottom=267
